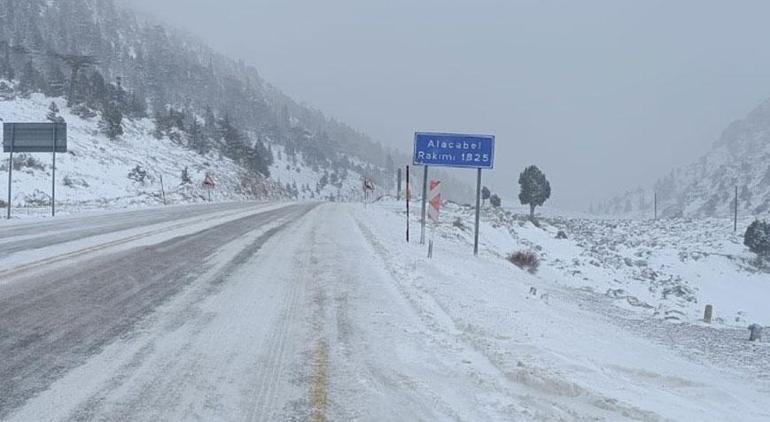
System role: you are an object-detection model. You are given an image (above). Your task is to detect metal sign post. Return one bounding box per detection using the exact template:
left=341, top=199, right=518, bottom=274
left=202, top=173, right=216, bottom=202
left=3, top=122, right=67, bottom=219
left=474, top=168, right=482, bottom=256
left=6, top=125, right=14, bottom=220
left=413, top=132, right=495, bottom=255
left=51, top=124, right=57, bottom=217
left=420, top=166, right=429, bottom=244
left=406, top=165, right=410, bottom=243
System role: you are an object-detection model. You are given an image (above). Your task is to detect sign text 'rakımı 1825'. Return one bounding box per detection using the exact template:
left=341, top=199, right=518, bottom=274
left=413, top=132, right=495, bottom=169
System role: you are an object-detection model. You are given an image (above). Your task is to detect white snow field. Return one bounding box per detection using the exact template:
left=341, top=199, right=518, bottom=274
left=0, top=91, right=368, bottom=218
left=1, top=200, right=768, bottom=421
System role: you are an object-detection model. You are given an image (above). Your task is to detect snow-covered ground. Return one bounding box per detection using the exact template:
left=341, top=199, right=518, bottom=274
left=2, top=200, right=768, bottom=421
left=355, top=200, right=770, bottom=420
left=0, top=93, right=269, bottom=214
left=0, top=85, right=382, bottom=232
left=482, top=204, right=769, bottom=327
left=0, top=91, right=373, bottom=219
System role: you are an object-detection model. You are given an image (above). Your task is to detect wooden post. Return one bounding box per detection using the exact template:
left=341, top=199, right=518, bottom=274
left=159, top=173, right=167, bottom=205
left=704, top=305, right=713, bottom=324
left=654, top=192, right=657, bottom=221
left=734, top=185, right=738, bottom=233
left=397, top=168, right=402, bottom=201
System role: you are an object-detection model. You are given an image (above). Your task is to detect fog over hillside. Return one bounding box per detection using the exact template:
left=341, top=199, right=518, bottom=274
left=127, top=0, right=770, bottom=211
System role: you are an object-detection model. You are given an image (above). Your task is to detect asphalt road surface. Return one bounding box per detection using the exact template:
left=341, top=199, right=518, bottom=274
left=0, top=202, right=317, bottom=420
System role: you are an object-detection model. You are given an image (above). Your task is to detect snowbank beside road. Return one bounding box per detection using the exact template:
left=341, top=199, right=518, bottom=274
left=355, top=201, right=769, bottom=420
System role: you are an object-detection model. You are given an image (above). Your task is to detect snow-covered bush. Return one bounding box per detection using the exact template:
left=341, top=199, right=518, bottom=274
left=490, top=194, right=502, bottom=208
left=181, top=167, right=192, bottom=184
left=508, top=250, right=541, bottom=274
left=128, top=165, right=151, bottom=185
left=744, top=220, right=770, bottom=257
left=7, top=154, right=46, bottom=172
left=71, top=104, right=98, bottom=119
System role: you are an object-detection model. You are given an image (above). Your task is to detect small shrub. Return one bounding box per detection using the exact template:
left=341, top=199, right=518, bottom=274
left=744, top=220, right=770, bottom=257
left=508, top=250, right=541, bottom=274
left=453, top=217, right=466, bottom=230
left=71, top=104, right=98, bottom=119
left=13, top=153, right=46, bottom=171
left=128, top=165, right=151, bottom=185
left=63, top=175, right=89, bottom=188
left=556, top=230, right=568, bottom=239
left=181, top=167, right=192, bottom=184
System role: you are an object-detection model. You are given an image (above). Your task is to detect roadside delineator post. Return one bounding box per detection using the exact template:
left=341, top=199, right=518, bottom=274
left=704, top=305, right=713, bottom=324
left=427, top=180, right=441, bottom=258
left=397, top=168, right=402, bottom=201
left=202, top=172, right=216, bottom=201
left=159, top=173, right=167, bottom=205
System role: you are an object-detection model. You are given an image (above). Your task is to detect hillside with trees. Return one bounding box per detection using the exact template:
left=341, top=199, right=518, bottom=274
left=0, top=0, right=399, bottom=199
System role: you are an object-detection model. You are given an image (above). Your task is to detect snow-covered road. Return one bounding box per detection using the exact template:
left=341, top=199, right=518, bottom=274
left=1, top=202, right=768, bottom=421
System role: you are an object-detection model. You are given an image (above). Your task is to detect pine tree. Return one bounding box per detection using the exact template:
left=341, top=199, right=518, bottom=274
left=204, top=105, right=218, bottom=140
left=46, top=101, right=65, bottom=123
left=181, top=166, right=192, bottom=184
left=128, top=92, right=148, bottom=118
left=745, top=220, right=770, bottom=257
left=188, top=117, right=208, bottom=155
left=518, top=165, right=551, bottom=220
left=19, top=61, right=40, bottom=95
left=221, top=114, right=244, bottom=154
left=482, top=186, right=491, bottom=206
left=45, top=60, right=66, bottom=97
left=99, top=100, right=124, bottom=140
left=490, top=194, right=501, bottom=208
left=0, top=41, right=11, bottom=80
left=58, top=54, right=98, bottom=106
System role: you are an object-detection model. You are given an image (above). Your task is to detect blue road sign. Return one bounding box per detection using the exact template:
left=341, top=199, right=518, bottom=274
left=413, top=132, right=495, bottom=169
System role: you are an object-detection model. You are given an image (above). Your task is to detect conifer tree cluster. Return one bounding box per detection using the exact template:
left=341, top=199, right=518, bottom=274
left=0, top=0, right=398, bottom=185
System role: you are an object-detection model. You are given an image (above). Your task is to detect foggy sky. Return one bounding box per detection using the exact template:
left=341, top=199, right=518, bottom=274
left=126, top=0, right=770, bottom=210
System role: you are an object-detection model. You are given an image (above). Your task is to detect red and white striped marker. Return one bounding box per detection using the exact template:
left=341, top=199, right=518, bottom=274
left=428, top=180, right=441, bottom=223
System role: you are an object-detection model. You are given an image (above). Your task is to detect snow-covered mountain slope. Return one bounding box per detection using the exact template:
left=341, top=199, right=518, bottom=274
left=0, top=0, right=400, bottom=212
left=0, top=91, right=379, bottom=215
left=596, top=98, right=770, bottom=218
left=0, top=93, right=255, bottom=212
